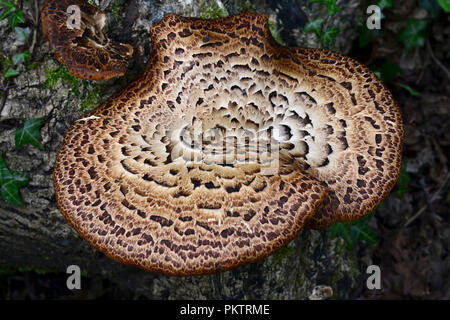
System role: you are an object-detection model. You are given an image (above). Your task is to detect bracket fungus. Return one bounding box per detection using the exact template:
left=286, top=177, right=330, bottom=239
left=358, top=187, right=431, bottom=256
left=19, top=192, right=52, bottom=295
left=41, top=0, right=133, bottom=80
left=53, top=12, right=404, bottom=276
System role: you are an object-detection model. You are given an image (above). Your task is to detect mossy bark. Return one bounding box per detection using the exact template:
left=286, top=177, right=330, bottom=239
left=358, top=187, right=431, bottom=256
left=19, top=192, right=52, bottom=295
left=0, top=0, right=362, bottom=299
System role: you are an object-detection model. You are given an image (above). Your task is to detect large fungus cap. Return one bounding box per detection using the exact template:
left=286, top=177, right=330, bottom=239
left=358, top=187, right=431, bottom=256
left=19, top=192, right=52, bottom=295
left=41, top=0, right=133, bottom=80
left=53, top=13, right=404, bottom=275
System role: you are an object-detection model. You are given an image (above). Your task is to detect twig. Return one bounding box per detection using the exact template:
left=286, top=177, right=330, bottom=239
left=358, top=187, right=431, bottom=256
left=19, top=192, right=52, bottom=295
left=419, top=178, right=432, bottom=207
left=0, top=81, right=11, bottom=115
left=29, top=29, right=37, bottom=56
left=403, top=173, right=449, bottom=228
left=29, top=0, right=39, bottom=56
left=426, top=40, right=450, bottom=80
left=294, top=0, right=309, bottom=23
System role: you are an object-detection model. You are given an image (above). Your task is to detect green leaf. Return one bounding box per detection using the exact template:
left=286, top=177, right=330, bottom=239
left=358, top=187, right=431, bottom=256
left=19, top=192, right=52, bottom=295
left=4, top=67, right=19, bottom=78
left=12, top=51, right=30, bottom=65
left=0, top=157, right=29, bottom=206
left=359, top=25, right=371, bottom=48
left=15, top=118, right=45, bottom=150
left=330, top=212, right=378, bottom=250
left=308, top=0, right=342, bottom=15
left=377, top=0, right=392, bottom=9
left=14, top=26, right=30, bottom=41
left=373, top=70, right=382, bottom=79
left=359, top=25, right=380, bottom=48
left=380, top=60, right=402, bottom=83
left=320, top=27, right=340, bottom=48
left=0, top=2, right=15, bottom=20
left=80, top=83, right=103, bottom=113
left=397, top=18, right=428, bottom=51
left=304, top=18, right=324, bottom=36
left=268, top=20, right=284, bottom=45
left=396, top=157, right=411, bottom=198
left=395, top=82, right=422, bottom=96
left=371, top=60, right=402, bottom=84
left=438, top=0, right=450, bottom=12
left=375, top=201, right=385, bottom=209
left=26, top=61, right=41, bottom=70
left=419, top=0, right=442, bottom=19
left=330, top=223, right=353, bottom=247
left=8, top=10, right=24, bottom=29
left=0, top=1, right=14, bottom=9
left=349, top=220, right=378, bottom=246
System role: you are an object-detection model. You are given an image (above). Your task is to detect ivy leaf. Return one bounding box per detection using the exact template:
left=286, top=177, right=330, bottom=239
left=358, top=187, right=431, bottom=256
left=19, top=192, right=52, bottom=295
left=27, top=61, right=41, bottom=70
left=398, top=18, right=428, bottom=51
left=419, top=0, right=442, bottom=19
left=359, top=25, right=381, bottom=48
left=320, top=27, right=340, bottom=48
left=9, top=10, right=24, bottom=29
left=349, top=219, right=378, bottom=247
left=0, top=157, right=29, bottom=206
left=4, top=67, right=19, bottom=78
left=380, top=60, right=402, bottom=83
left=359, top=25, right=372, bottom=48
left=395, top=82, right=422, bottom=96
left=396, top=157, right=411, bottom=198
left=304, top=18, right=324, bottom=36
left=330, top=222, right=353, bottom=248
left=373, top=70, right=382, bottom=79
left=371, top=60, right=402, bottom=84
left=268, top=21, right=284, bottom=45
left=0, top=0, right=15, bottom=20
left=438, top=0, right=450, bottom=12
left=0, top=0, right=14, bottom=9
left=14, top=26, right=30, bottom=41
left=15, top=118, right=45, bottom=150
left=12, top=51, right=30, bottom=65
left=330, top=213, right=378, bottom=250
left=309, top=0, right=341, bottom=15
left=377, top=0, right=393, bottom=9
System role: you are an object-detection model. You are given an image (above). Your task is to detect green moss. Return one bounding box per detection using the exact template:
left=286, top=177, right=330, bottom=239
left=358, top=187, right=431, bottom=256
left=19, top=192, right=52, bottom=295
left=199, top=0, right=228, bottom=19
left=26, top=61, right=42, bottom=70
left=184, top=6, right=193, bottom=17
left=81, top=269, right=91, bottom=277
left=328, top=237, right=359, bottom=299
left=1, top=55, right=14, bottom=75
left=80, top=82, right=105, bottom=113
left=242, top=1, right=254, bottom=12
left=111, top=0, right=121, bottom=18
left=330, top=268, right=343, bottom=286
left=44, top=66, right=80, bottom=95
left=0, top=265, right=98, bottom=280
left=271, top=244, right=295, bottom=265
left=0, top=265, right=55, bottom=276
left=44, top=65, right=107, bottom=113
left=268, top=20, right=284, bottom=45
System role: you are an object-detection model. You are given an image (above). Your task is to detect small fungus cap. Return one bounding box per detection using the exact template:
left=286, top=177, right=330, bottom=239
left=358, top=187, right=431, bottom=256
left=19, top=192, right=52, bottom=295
left=41, top=0, right=133, bottom=80
left=53, top=13, right=404, bottom=276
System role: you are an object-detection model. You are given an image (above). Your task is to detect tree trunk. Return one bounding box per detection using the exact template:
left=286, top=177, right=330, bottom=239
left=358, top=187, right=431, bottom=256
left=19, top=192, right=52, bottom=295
left=0, top=0, right=362, bottom=299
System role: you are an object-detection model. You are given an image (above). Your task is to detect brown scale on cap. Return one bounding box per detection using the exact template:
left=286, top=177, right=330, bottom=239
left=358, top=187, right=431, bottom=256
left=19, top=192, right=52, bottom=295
left=53, top=13, right=404, bottom=275
left=41, top=0, right=133, bottom=80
